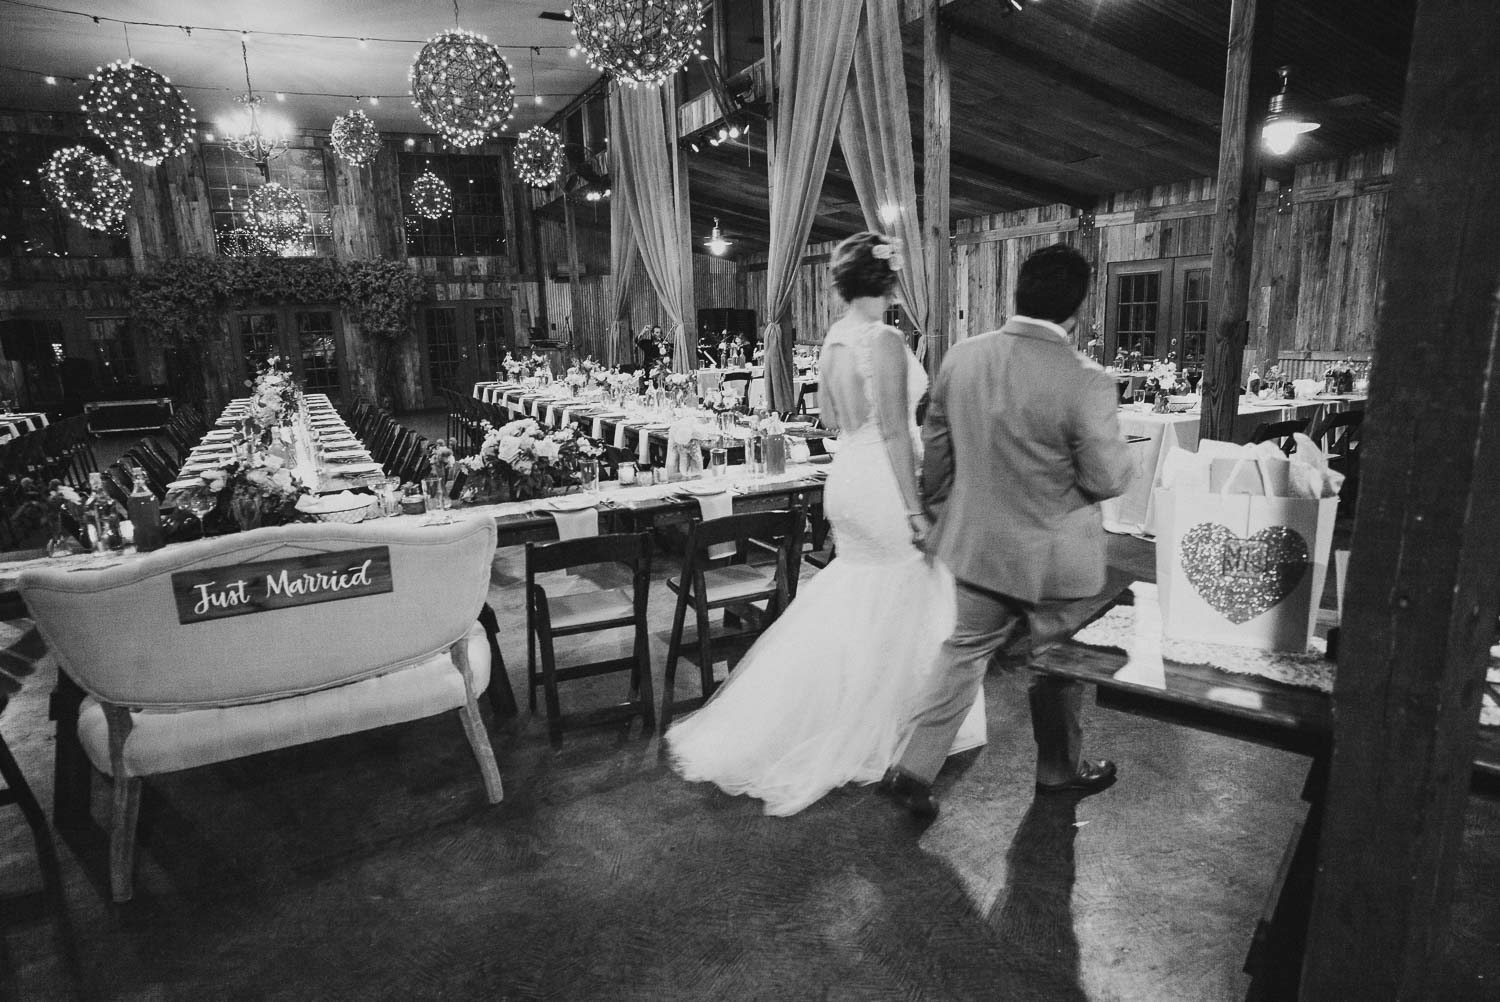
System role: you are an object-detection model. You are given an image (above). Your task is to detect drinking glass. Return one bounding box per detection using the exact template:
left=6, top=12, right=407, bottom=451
left=422, top=476, right=454, bottom=525
left=1133, top=388, right=1147, bottom=410
left=185, top=490, right=216, bottom=538
left=578, top=458, right=600, bottom=497
left=709, top=445, right=729, bottom=478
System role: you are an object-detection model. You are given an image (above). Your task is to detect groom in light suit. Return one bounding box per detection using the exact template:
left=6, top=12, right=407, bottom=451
left=883, top=244, right=1132, bottom=819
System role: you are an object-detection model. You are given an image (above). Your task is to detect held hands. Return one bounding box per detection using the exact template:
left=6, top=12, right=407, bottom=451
left=908, top=511, right=934, bottom=553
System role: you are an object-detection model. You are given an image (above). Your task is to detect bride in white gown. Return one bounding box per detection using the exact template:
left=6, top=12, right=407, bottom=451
left=667, top=231, right=985, bottom=816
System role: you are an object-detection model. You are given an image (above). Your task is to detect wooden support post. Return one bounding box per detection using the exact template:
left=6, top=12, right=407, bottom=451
left=529, top=193, right=550, bottom=342
left=1198, top=0, right=1275, bottom=442
left=563, top=193, right=585, bottom=354
left=922, top=0, right=951, bottom=376
left=1301, top=1, right=1500, bottom=996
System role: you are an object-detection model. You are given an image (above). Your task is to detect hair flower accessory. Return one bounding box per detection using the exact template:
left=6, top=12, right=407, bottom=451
left=871, top=239, right=904, bottom=272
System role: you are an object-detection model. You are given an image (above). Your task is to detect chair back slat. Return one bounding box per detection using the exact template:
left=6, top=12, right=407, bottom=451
left=526, top=532, right=652, bottom=576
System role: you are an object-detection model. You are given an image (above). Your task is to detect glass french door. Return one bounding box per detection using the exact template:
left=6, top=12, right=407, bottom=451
left=233, top=306, right=350, bottom=403
left=1104, top=255, right=1211, bottom=367
left=419, top=301, right=514, bottom=407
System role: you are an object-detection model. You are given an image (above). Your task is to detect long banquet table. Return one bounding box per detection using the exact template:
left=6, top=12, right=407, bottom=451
left=1103, top=394, right=1367, bottom=536
left=165, top=393, right=384, bottom=502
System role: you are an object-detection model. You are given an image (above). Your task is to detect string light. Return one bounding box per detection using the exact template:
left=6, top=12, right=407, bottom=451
left=80, top=58, right=195, bottom=166
left=570, top=0, right=707, bottom=87
left=217, top=226, right=270, bottom=257
left=245, top=182, right=309, bottom=252
left=409, top=28, right=516, bottom=148
left=330, top=109, right=381, bottom=166
left=39, top=145, right=133, bottom=232
left=514, top=126, right=565, bottom=187
left=409, top=169, right=453, bottom=218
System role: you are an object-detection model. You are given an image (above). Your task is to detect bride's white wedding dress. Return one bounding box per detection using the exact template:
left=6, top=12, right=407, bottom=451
left=667, top=316, right=985, bottom=816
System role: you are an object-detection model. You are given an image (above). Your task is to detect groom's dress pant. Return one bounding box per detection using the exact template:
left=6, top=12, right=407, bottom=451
left=896, top=577, right=1084, bottom=786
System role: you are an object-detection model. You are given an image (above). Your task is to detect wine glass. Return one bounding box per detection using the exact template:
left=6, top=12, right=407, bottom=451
left=184, top=490, right=216, bottom=538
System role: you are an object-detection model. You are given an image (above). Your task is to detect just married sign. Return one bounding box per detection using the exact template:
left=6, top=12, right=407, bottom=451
left=170, top=547, right=393, bottom=624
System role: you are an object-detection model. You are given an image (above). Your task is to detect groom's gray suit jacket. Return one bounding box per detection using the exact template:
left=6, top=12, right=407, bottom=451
left=921, top=317, right=1132, bottom=605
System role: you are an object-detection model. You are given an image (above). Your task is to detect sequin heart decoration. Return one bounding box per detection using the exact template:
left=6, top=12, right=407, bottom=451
left=1180, top=523, right=1310, bottom=624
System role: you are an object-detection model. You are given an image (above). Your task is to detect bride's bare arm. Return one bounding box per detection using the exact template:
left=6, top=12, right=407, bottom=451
left=866, top=328, right=924, bottom=518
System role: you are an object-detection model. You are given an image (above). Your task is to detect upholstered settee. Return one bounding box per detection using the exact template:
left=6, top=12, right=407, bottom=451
left=20, top=517, right=503, bottom=902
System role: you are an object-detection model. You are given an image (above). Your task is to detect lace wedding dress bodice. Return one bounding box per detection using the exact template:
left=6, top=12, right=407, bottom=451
left=820, top=316, right=928, bottom=566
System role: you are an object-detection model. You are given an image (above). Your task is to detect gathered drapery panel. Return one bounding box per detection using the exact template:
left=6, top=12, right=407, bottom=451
left=838, top=0, right=930, bottom=343
left=762, top=0, right=863, bottom=412
left=609, top=83, right=694, bottom=375
left=605, top=123, right=635, bottom=368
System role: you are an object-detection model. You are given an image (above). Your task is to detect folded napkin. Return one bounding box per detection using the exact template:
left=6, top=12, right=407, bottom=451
left=637, top=427, right=652, bottom=466
left=614, top=422, right=629, bottom=450
left=547, top=507, right=599, bottom=540
left=696, top=492, right=736, bottom=559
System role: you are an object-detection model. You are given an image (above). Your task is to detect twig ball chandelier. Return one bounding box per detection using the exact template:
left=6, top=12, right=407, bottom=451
left=570, top=0, right=709, bottom=86
left=409, top=28, right=516, bottom=148
left=246, top=182, right=310, bottom=252
left=410, top=169, right=453, bottom=219
left=40, top=146, right=133, bottom=232
left=514, top=126, right=566, bottom=188
left=331, top=109, right=382, bottom=167
left=217, top=226, right=270, bottom=258
left=81, top=58, right=196, bottom=166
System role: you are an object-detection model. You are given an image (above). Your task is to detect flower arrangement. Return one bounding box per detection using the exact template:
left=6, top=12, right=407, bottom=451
left=502, top=352, right=524, bottom=378
left=564, top=369, right=588, bottom=391
left=459, top=419, right=598, bottom=501
left=606, top=370, right=638, bottom=396
left=3, top=477, right=89, bottom=552
left=701, top=388, right=738, bottom=413
left=193, top=454, right=308, bottom=531
left=664, top=372, right=692, bottom=391
left=528, top=352, right=551, bottom=378
left=427, top=438, right=459, bottom=483
left=246, top=355, right=299, bottom=431
left=667, top=416, right=719, bottom=477
left=1323, top=361, right=1355, bottom=393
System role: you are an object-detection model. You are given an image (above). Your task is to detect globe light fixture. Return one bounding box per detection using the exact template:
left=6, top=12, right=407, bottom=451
left=81, top=58, right=195, bottom=166
left=40, top=146, right=133, bottom=232
left=409, top=28, right=516, bottom=148
left=331, top=109, right=382, bottom=167
left=514, top=126, right=566, bottom=187
left=246, top=182, right=310, bottom=253
left=570, top=0, right=709, bottom=87
left=410, top=169, right=454, bottom=218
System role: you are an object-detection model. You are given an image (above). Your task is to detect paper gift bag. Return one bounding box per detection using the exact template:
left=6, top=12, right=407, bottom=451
left=1154, top=486, right=1338, bottom=651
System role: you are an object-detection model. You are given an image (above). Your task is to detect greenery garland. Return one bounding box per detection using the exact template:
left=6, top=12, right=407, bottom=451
left=128, top=257, right=427, bottom=344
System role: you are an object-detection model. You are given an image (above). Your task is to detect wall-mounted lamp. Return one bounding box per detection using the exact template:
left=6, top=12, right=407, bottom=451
left=1262, top=65, right=1320, bottom=156
left=704, top=217, right=732, bottom=256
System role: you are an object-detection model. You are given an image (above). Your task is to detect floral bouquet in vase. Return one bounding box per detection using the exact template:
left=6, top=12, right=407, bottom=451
left=459, top=419, right=597, bottom=501
left=667, top=417, right=718, bottom=479
left=246, top=355, right=300, bottom=436
left=193, top=454, right=308, bottom=532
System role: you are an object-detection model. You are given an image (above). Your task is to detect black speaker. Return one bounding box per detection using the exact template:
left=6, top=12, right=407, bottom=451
left=0, top=317, right=44, bottom=362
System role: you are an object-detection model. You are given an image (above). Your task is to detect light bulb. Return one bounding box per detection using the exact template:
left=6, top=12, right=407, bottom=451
left=728, top=125, right=740, bottom=139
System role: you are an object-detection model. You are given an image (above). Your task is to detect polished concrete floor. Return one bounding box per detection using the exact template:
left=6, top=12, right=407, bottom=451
left=2, top=425, right=1499, bottom=999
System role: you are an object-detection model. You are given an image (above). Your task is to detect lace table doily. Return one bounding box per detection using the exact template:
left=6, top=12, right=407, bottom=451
left=1073, top=584, right=1500, bottom=728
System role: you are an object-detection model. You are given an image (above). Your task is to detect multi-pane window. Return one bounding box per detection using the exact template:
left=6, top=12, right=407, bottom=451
left=237, top=312, right=280, bottom=375
left=424, top=307, right=463, bottom=393
left=202, top=144, right=334, bottom=257
left=1179, top=268, right=1210, bottom=366
left=87, top=316, right=138, bottom=390
left=399, top=153, right=508, bottom=257
left=295, top=310, right=340, bottom=395
left=1114, top=272, right=1161, bottom=358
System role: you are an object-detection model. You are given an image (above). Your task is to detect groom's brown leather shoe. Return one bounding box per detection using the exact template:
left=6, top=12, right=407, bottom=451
left=879, top=769, right=939, bottom=820
left=1036, top=759, right=1118, bottom=796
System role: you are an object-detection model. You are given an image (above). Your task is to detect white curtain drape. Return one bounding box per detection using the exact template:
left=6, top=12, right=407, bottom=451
left=762, top=0, right=863, bottom=411
left=609, top=82, right=695, bottom=375
left=837, top=0, right=930, bottom=343
left=604, top=127, right=634, bottom=367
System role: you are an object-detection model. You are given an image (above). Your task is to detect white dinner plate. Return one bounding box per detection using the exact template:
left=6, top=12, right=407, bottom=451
left=332, top=461, right=384, bottom=476
left=678, top=482, right=727, bottom=496
left=543, top=494, right=597, bottom=512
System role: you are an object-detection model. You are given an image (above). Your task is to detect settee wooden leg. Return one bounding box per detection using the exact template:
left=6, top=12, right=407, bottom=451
left=457, top=702, right=504, bottom=804
left=103, top=704, right=140, bottom=903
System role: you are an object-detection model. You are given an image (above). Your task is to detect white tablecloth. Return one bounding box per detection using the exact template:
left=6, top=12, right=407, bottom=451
left=1102, top=395, right=1366, bottom=536
left=0, top=412, right=49, bottom=444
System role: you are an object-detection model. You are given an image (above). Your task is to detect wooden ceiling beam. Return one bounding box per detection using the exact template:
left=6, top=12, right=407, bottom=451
left=943, top=17, right=1222, bottom=147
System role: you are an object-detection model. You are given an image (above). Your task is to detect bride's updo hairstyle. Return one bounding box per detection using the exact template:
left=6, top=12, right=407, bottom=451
left=832, top=231, right=900, bottom=302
